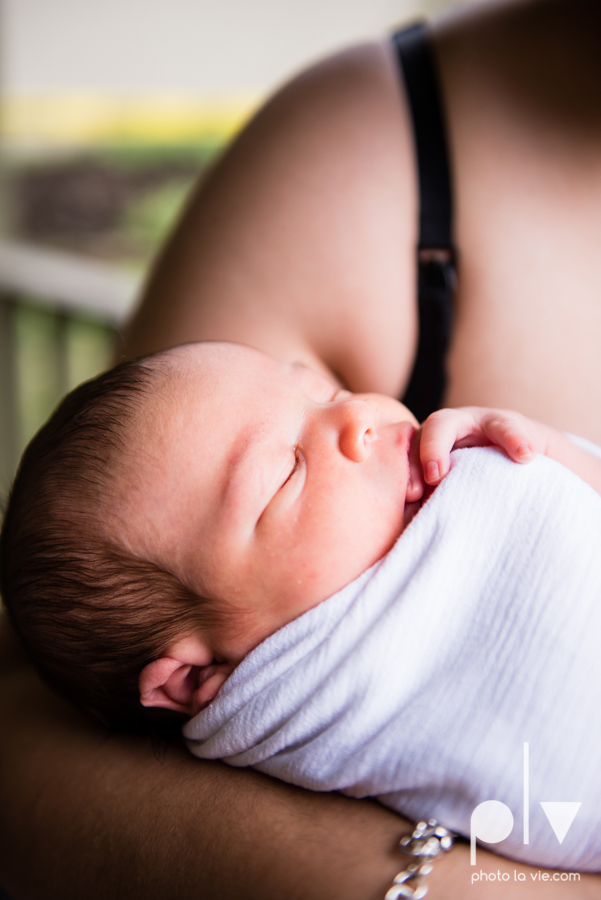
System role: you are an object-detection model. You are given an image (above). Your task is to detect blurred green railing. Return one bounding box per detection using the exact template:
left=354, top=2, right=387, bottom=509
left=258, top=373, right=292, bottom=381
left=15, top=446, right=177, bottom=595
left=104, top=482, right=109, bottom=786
left=0, top=240, right=141, bottom=499
left=0, top=98, right=247, bottom=504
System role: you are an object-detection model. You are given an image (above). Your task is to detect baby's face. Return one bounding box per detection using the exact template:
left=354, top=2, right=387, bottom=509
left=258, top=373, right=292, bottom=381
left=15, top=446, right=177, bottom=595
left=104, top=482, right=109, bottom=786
left=116, top=343, right=418, bottom=663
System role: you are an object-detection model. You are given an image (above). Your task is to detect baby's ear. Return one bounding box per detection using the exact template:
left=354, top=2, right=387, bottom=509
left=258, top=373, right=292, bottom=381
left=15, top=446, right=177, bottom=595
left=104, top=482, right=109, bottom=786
left=139, top=637, right=232, bottom=717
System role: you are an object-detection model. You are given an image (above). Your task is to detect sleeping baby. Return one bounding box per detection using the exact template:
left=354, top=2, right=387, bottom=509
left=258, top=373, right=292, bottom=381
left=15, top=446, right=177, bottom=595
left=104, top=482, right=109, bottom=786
left=2, top=341, right=601, bottom=872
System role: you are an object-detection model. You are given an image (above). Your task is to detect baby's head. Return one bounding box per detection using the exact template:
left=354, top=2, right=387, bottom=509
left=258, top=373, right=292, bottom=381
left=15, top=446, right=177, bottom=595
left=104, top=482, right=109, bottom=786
left=1, top=341, right=418, bottom=731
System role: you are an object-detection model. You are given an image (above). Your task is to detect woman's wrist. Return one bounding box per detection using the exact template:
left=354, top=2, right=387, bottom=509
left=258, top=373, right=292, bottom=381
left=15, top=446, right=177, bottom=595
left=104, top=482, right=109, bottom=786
left=385, top=820, right=454, bottom=899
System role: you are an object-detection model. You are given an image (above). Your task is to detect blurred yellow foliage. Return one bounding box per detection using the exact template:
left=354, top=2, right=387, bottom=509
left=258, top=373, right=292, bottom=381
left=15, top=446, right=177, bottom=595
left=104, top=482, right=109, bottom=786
left=1, top=93, right=261, bottom=149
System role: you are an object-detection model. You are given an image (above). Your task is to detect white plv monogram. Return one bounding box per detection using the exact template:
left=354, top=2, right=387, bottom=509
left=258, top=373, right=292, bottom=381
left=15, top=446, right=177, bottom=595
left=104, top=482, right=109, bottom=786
left=469, top=743, right=582, bottom=865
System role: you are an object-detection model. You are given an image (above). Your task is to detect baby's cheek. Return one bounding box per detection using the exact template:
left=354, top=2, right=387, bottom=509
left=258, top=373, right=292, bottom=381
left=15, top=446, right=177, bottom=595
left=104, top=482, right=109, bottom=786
left=308, top=521, right=392, bottom=598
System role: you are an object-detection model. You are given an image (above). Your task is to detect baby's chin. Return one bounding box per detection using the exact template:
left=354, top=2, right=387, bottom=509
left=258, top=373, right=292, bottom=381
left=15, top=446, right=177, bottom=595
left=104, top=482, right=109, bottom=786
left=403, top=499, right=422, bottom=529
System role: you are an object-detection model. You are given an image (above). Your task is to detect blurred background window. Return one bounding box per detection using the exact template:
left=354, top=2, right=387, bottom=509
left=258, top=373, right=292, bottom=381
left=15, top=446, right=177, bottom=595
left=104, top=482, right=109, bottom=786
left=0, top=0, right=471, bottom=496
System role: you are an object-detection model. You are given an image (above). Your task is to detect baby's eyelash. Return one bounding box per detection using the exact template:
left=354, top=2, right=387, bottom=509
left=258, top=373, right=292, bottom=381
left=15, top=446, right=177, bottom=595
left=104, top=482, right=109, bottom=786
left=282, top=447, right=301, bottom=487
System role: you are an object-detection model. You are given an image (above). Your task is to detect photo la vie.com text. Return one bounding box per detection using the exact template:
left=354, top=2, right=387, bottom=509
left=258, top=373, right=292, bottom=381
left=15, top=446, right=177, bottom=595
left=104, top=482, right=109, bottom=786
left=469, top=743, right=582, bottom=883
left=471, top=870, right=580, bottom=885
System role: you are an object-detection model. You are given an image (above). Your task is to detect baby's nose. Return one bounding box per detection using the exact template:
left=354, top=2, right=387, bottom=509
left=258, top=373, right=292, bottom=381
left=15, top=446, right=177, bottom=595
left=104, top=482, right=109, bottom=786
left=336, top=399, right=377, bottom=463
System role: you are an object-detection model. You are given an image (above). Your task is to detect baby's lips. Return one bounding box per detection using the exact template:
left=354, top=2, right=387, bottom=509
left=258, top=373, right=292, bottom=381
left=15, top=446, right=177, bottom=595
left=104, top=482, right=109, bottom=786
left=406, top=426, right=425, bottom=501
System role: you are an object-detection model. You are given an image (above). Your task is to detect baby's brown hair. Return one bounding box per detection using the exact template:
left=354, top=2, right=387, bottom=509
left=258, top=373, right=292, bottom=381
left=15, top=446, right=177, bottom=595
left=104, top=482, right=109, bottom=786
left=0, top=356, right=222, bottom=734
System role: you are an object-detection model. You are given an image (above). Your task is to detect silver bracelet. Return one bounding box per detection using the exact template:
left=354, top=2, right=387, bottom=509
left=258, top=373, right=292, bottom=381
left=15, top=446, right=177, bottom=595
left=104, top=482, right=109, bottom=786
left=384, top=819, right=455, bottom=900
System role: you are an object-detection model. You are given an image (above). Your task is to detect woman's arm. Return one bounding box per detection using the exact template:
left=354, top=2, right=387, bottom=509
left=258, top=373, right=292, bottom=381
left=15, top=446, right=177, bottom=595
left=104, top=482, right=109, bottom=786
left=1, top=617, right=599, bottom=899
left=0, top=612, right=407, bottom=900
left=0, top=617, right=423, bottom=900
left=0, top=656, right=408, bottom=899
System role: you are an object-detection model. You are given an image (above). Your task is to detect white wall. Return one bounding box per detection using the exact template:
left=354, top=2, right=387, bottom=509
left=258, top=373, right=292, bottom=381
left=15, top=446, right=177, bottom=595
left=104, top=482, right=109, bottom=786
left=3, top=0, right=471, bottom=96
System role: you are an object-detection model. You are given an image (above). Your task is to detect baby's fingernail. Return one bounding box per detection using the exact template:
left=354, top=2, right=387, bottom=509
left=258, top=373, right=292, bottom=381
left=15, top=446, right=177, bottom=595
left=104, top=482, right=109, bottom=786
left=426, top=461, right=440, bottom=483
left=516, top=444, right=531, bottom=458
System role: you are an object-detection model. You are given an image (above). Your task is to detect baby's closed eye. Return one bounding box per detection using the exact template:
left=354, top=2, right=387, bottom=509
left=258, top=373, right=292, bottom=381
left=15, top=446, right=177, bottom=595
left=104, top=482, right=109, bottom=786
left=281, top=447, right=302, bottom=489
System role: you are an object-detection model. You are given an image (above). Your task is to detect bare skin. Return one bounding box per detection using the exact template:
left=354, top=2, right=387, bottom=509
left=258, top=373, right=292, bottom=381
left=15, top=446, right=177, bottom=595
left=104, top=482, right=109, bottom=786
left=2, top=0, right=601, bottom=896
left=1, top=618, right=599, bottom=898
left=125, top=0, right=601, bottom=441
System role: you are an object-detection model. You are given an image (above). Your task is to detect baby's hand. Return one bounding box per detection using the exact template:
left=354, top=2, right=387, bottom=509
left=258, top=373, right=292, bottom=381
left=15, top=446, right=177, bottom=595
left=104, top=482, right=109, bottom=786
left=416, top=407, right=556, bottom=486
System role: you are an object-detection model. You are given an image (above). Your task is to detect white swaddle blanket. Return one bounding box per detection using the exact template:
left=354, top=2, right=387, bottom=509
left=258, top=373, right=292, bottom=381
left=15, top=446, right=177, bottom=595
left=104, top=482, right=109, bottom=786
left=185, top=444, right=601, bottom=871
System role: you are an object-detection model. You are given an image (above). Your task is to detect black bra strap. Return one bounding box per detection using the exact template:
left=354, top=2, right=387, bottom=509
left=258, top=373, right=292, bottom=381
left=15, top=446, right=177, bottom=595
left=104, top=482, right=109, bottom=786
left=393, top=22, right=457, bottom=422
left=393, top=22, right=454, bottom=254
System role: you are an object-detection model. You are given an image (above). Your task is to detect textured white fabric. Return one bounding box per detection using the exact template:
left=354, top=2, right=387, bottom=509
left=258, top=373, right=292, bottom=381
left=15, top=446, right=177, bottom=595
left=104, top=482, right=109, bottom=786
left=184, top=446, right=601, bottom=871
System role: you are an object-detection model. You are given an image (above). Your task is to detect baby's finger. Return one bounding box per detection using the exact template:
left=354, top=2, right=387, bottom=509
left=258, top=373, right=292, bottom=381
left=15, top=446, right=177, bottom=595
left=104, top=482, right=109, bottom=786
left=479, top=413, right=536, bottom=463
left=419, top=408, right=481, bottom=484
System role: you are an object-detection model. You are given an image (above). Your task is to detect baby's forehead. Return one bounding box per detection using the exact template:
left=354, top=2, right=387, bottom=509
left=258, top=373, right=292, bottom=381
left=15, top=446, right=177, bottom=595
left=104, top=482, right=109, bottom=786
left=157, top=344, right=303, bottom=401
left=127, top=344, right=336, bottom=470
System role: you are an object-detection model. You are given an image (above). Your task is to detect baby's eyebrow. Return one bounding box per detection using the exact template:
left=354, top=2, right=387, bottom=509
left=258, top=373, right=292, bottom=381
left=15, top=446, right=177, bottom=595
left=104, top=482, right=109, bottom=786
left=288, top=361, right=341, bottom=400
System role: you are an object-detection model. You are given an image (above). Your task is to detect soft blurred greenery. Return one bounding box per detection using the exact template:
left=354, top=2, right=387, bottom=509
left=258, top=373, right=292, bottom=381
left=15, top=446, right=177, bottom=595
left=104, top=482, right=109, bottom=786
left=7, top=143, right=216, bottom=271
left=14, top=303, right=114, bottom=454
left=4, top=142, right=221, bottom=477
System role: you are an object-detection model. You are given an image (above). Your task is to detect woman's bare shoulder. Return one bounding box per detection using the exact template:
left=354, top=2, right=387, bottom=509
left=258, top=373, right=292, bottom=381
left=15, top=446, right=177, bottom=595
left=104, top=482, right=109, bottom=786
left=124, top=40, right=419, bottom=397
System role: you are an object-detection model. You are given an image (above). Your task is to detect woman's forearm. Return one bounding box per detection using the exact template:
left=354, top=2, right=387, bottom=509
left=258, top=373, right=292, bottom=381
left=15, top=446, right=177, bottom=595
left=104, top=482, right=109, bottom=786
left=0, top=652, right=598, bottom=899
left=0, top=667, right=417, bottom=900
